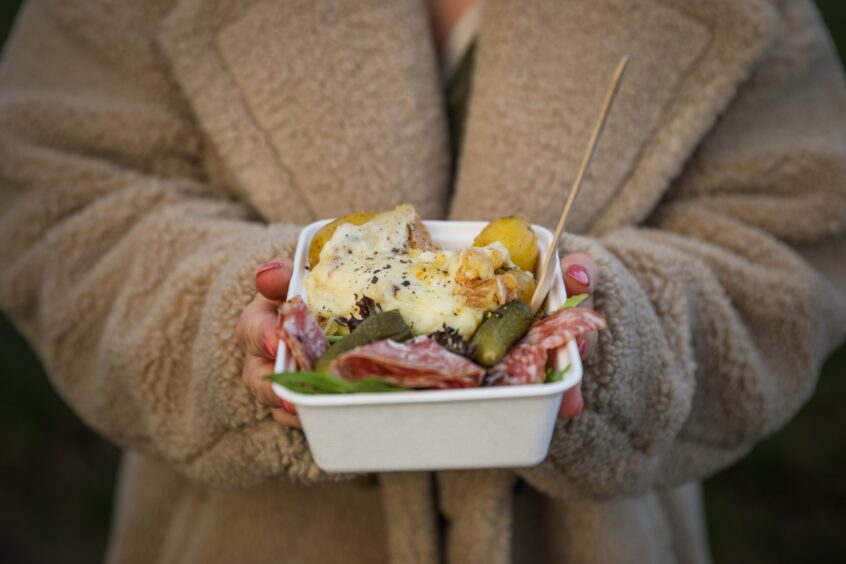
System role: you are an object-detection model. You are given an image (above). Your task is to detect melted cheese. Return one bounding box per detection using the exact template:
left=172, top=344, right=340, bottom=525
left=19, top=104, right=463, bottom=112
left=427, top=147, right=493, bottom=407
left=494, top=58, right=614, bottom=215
left=306, top=205, right=515, bottom=337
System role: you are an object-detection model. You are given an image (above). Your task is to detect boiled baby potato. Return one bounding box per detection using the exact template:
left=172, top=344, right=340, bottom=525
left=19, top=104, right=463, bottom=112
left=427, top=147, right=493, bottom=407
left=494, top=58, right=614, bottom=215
left=473, top=216, right=539, bottom=273
left=309, top=211, right=376, bottom=267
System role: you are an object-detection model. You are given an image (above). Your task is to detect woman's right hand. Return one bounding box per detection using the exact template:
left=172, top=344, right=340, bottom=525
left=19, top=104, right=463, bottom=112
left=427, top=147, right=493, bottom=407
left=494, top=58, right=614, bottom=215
left=235, top=256, right=302, bottom=428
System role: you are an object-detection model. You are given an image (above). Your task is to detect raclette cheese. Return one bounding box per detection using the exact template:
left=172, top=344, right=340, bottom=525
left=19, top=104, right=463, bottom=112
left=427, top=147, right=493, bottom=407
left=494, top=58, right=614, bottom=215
left=305, top=205, right=526, bottom=338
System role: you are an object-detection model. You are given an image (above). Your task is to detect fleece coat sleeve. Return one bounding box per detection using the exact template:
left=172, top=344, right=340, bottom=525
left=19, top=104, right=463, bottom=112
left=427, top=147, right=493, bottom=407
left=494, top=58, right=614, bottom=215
left=521, top=2, right=846, bottom=498
left=0, top=1, right=327, bottom=487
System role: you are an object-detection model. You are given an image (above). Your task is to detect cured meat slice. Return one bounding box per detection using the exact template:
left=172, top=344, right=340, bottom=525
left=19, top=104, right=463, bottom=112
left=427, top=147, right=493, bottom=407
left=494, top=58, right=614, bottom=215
left=487, top=307, right=607, bottom=386
left=522, top=307, right=607, bottom=349
left=485, top=344, right=547, bottom=386
left=277, top=296, right=329, bottom=371
left=330, top=336, right=484, bottom=389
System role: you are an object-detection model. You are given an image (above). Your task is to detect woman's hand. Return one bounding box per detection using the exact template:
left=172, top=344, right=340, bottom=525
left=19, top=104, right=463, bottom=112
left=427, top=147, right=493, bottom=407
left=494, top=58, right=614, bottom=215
left=557, top=252, right=599, bottom=420
left=235, top=257, right=302, bottom=428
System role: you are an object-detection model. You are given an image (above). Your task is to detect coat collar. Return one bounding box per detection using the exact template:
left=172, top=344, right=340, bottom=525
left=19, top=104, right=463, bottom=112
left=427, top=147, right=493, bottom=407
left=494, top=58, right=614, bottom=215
left=157, top=0, right=774, bottom=233
left=450, top=0, right=775, bottom=234
left=157, top=0, right=451, bottom=224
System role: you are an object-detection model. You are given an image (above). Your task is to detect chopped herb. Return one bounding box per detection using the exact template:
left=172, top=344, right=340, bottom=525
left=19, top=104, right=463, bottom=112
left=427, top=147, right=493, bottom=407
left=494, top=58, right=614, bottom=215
left=430, top=325, right=477, bottom=359
left=336, top=296, right=380, bottom=331
left=544, top=364, right=572, bottom=383
left=559, top=294, right=589, bottom=310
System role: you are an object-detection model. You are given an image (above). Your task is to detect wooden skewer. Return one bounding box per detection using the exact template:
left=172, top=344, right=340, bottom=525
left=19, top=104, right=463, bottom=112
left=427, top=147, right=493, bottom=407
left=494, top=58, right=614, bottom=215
left=529, top=55, right=630, bottom=314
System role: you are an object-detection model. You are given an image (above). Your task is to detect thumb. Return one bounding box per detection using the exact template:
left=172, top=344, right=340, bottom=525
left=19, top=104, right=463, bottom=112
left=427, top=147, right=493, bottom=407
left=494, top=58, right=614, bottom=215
left=560, top=252, right=598, bottom=298
left=255, top=256, right=293, bottom=302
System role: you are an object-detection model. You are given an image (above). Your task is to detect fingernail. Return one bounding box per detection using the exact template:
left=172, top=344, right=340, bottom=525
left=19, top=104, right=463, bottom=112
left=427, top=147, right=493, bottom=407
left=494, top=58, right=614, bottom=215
left=257, top=261, right=284, bottom=276
left=280, top=398, right=297, bottom=415
left=565, top=264, right=590, bottom=287
left=261, top=338, right=277, bottom=359
left=577, top=338, right=587, bottom=358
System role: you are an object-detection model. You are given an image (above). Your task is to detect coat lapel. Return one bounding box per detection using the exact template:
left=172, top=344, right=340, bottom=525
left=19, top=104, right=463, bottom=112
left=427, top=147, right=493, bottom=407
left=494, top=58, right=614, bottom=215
left=450, top=0, right=774, bottom=235
left=158, top=0, right=451, bottom=224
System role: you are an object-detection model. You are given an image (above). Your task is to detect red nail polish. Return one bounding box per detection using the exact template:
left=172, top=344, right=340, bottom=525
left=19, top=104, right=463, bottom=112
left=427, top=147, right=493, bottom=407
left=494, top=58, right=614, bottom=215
left=261, top=338, right=277, bottom=359
left=280, top=399, right=297, bottom=415
left=577, top=338, right=586, bottom=358
left=257, top=261, right=284, bottom=276
left=566, top=264, right=590, bottom=287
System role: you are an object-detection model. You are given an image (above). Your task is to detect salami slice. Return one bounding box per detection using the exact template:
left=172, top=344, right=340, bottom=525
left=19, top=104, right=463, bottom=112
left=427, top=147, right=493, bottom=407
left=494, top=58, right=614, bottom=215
left=277, top=296, right=329, bottom=371
left=485, top=344, right=547, bottom=386
left=329, top=336, right=484, bottom=389
left=487, top=307, right=607, bottom=386
left=522, top=307, right=607, bottom=349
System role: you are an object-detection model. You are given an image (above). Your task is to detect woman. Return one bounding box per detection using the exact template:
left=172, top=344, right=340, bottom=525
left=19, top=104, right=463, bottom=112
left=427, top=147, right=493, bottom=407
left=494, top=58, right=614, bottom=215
left=1, top=0, right=844, bottom=563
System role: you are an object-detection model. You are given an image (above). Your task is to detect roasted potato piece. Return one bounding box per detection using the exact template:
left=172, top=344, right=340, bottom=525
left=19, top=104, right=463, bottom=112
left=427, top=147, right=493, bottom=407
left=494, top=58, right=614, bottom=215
left=308, top=211, right=376, bottom=267
left=473, top=216, right=539, bottom=273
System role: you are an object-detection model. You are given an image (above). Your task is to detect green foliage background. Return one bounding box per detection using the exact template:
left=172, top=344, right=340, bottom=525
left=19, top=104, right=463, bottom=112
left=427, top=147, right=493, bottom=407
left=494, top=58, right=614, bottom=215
left=1, top=2, right=845, bottom=562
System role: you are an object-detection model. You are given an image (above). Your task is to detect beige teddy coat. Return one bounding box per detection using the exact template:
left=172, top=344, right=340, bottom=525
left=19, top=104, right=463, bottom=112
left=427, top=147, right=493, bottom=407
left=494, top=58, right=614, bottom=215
left=1, top=0, right=845, bottom=562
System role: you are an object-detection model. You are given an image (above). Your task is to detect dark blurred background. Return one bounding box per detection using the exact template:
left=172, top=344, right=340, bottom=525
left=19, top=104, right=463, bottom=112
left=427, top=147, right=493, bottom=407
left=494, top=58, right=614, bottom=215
left=1, top=2, right=845, bottom=563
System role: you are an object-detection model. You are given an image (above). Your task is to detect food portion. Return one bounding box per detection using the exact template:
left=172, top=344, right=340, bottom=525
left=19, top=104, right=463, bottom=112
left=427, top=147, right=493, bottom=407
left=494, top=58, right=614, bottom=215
left=473, top=216, right=540, bottom=273
left=308, top=211, right=377, bottom=268
left=470, top=300, right=535, bottom=367
left=272, top=205, right=607, bottom=394
left=277, top=297, right=329, bottom=371
left=486, top=307, right=607, bottom=386
left=305, top=204, right=534, bottom=338
left=315, top=309, right=412, bottom=372
left=330, top=337, right=485, bottom=389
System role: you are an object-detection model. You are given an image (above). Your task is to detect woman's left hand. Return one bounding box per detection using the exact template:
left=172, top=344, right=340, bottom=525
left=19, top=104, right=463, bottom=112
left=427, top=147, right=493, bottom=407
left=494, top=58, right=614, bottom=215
left=557, top=252, right=599, bottom=420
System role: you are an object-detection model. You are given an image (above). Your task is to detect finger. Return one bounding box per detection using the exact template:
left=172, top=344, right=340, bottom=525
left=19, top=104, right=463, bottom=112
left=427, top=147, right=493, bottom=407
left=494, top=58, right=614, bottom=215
left=560, top=252, right=599, bottom=297
left=271, top=407, right=302, bottom=429
left=248, top=312, right=279, bottom=360
left=279, top=398, right=298, bottom=415
left=576, top=329, right=598, bottom=360
left=236, top=295, right=280, bottom=359
left=241, top=356, right=302, bottom=428
left=582, top=330, right=598, bottom=360
left=557, top=385, right=584, bottom=420
left=256, top=256, right=293, bottom=302
left=241, top=355, right=281, bottom=408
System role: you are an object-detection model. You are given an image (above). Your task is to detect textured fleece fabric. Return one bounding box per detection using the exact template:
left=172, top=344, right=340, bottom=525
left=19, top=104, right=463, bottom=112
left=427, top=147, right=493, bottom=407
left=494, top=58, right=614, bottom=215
left=1, top=0, right=845, bottom=563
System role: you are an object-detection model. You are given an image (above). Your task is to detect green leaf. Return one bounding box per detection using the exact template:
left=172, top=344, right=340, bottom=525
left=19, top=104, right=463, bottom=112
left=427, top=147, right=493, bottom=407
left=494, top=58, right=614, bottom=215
left=326, top=335, right=344, bottom=344
left=266, top=371, right=408, bottom=394
left=544, top=364, right=571, bottom=383
left=558, top=294, right=588, bottom=310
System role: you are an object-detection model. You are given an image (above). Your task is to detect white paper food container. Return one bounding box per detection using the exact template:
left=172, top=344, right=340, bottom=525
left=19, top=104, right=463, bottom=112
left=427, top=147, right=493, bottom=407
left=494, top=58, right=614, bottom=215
left=273, top=220, right=582, bottom=473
